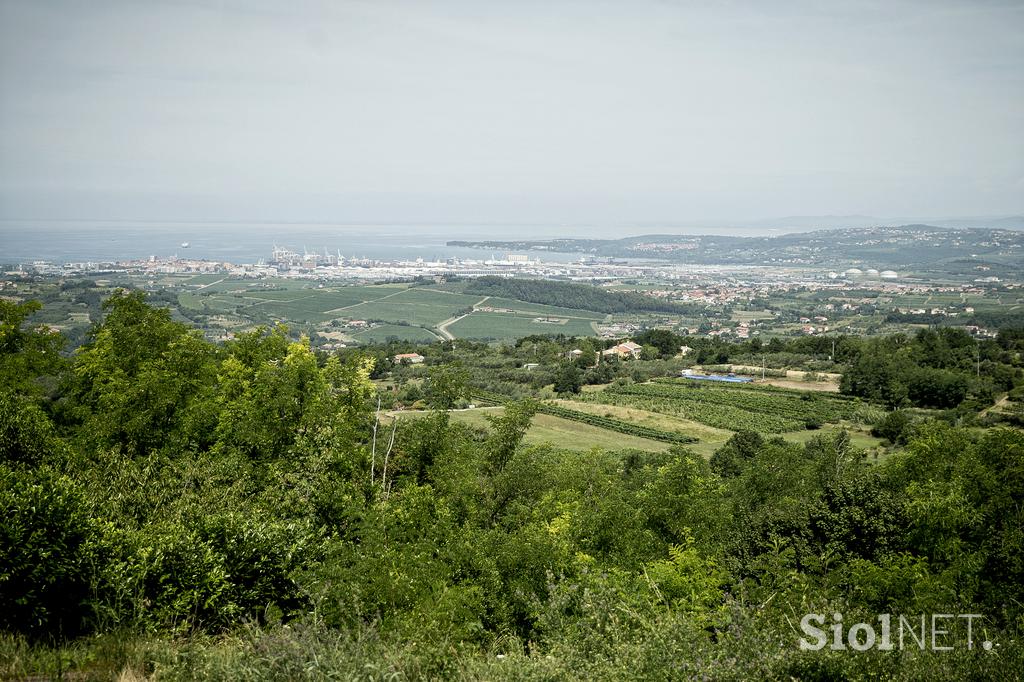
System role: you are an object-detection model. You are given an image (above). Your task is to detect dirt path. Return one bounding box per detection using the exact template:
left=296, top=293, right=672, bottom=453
left=323, top=287, right=410, bottom=314
left=383, top=405, right=503, bottom=420
left=759, top=378, right=840, bottom=393
left=421, top=326, right=446, bottom=341
left=436, top=296, right=489, bottom=340
left=692, top=364, right=842, bottom=392
left=979, top=394, right=1010, bottom=418
left=195, top=277, right=226, bottom=291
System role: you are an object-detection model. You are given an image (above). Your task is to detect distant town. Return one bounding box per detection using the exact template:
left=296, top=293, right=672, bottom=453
left=5, top=230, right=1019, bottom=350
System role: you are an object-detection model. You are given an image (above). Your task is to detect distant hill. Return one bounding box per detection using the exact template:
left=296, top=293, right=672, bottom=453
left=743, top=214, right=1024, bottom=232
left=925, top=216, right=1024, bottom=230
left=449, top=225, right=1024, bottom=272
left=748, top=214, right=884, bottom=230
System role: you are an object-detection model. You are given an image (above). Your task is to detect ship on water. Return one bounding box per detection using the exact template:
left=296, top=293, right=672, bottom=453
left=180, top=241, right=190, bottom=248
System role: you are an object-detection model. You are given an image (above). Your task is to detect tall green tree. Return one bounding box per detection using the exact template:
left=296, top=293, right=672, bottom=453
left=552, top=364, right=582, bottom=395
left=485, top=399, right=538, bottom=472
left=64, top=290, right=217, bottom=455
left=0, top=299, right=65, bottom=399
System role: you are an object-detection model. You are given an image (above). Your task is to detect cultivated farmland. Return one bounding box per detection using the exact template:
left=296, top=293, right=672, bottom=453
left=447, top=311, right=597, bottom=340
left=177, top=279, right=611, bottom=341
left=573, top=379, right=870, bottom=433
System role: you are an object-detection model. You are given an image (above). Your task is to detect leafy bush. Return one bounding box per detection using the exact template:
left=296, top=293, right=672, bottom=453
left=0, top=391, right=65, bottom=468
left=871, top=410, right=911, bottom=444
left=0, top=466, right=97, bottom=638
left=4, top=293, right=1024, bottom=680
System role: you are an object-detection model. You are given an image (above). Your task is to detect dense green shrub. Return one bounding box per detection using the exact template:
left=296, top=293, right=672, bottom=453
left=2, top=294, right=1022, bottom=679
left=0, top=391, right=64, bottom=467
left=871, top=409, right=912, bottom=443
left=0, top=466, right=97, bottom=638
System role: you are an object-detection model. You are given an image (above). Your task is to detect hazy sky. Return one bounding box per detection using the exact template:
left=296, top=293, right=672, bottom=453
left=1, top=0, right=1022, bottom=226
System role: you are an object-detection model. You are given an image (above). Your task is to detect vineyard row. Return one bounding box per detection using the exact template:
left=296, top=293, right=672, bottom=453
left=469, top=391, right=698, bottom=445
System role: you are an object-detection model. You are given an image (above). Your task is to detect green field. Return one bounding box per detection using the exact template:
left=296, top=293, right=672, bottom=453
left=383, top=287, right=484, bottom=308
left=177, top=292, right=205, bottom=310
left=394, top=407, right=672, bottom=452
left=349, top=324, right=440, bottom=343
left=448, top=311, right=597, bottom=339
left=342, top=302, right=456, bottom=327
left=338, top=288, right=482, bottom=327
left=576, top=379, right=869, bottom=433
left=192, top=279, right=314, bottom=295
left=203, top=296, right=246, bottom=314
left=177, top=279, right=613, bottom=339
left=782, top=423, right=886, bottom=453
left=397, top=399, right=884, bottom=460
left=187, top=283, right=414, bottom=324
left=164, top=278, right=707, bottom=341
left=557, top=395, right=882, bottom=457
left=472, top=295, right=607, bottom=320
left=554, top=399, right=731, bottom=456
left=241, top=285, right=401, bottom=306
left=185, top=282, right=496, bottom=339
left=183, top=281, right=407, bottom=320
left=160, top=273, right=1018, bottom=346
left=184, top=273, right=230, bottom=285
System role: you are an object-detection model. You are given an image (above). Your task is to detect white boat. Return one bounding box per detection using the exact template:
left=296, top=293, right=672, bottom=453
left=181, top=241, right=190, bottom=248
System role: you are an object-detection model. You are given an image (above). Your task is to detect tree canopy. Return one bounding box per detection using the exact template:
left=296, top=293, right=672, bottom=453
left=1, top=293, right=1022, bottom=679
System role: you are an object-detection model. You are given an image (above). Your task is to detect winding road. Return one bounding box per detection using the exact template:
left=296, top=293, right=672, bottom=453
left=435, top=296, right=490, bottom=340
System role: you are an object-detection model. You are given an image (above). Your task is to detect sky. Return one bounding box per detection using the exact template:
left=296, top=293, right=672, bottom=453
left=1, top=0, right=1022, bottom=229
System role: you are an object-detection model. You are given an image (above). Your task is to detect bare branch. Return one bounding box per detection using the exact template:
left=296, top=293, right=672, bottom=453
left=381, top=419, right=397, bottom=500
left=370, top=395, right=381, bottom=486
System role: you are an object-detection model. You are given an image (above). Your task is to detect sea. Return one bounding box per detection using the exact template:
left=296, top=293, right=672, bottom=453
left=0, top=221, right=591, bottom=265
left=0, top=220, right=795, bottom=265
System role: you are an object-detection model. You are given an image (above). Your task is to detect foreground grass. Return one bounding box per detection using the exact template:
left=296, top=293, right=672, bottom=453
left=553, top=399, right=885, bottom=459
left=393, top=404, right=885, bottom=460
left=553, top=399, right=731, bottom=456
left=3, top=616, right=1020, bottom=682
left=394, top=407, right=674, bottom=452
left=780, top=422, right=886, bottom=451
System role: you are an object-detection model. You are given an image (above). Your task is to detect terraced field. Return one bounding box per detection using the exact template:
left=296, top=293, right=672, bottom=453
left=554, top=400, right=731, bottom=442
left=575, top=379, right=869, bottom=433
left=392, top=407, right=673, bottom=452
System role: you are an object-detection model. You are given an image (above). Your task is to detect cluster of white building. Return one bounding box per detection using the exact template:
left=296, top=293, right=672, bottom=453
left=828, top=268, right=899, bottom=280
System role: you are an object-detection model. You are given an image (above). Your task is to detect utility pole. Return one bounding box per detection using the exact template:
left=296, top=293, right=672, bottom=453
left=762, top=353, right=766, bottom=381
